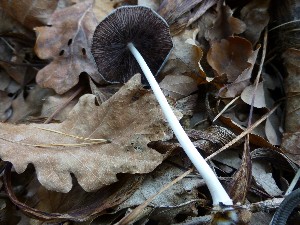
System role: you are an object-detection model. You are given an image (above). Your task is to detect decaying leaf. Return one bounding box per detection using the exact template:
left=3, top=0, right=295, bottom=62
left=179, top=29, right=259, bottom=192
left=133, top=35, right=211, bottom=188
left=118, top=162, right=203, bottom=210
left=8, top=85, right=53, bottom=123
left=0, top=90, right=12, bottom=122
left=35, top=0, right=102, bottom=94
left=205, top=3, right=246, bottom=42
left=186, top=125, right=238, bottom=155
left=240, top=0, right=270, bottom=44
left=227, top=141, right=251, bottom=204
left=207, top=37, right=260, bottom=98
left=158, top=0, right=203, bottom=34
left=3, top=164, right=144, bottom=222
left=161, top=28, right=203, bottom=78
left=0, top=74, right=176, bottom=193
left=0, top=0, right=58, bottom=29
left=207, top=36, right=253, bottom=81
left=40, top=90, right=79, bottom=122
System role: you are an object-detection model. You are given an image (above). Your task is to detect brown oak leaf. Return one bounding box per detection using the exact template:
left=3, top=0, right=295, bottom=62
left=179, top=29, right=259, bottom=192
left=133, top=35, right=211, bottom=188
left=0, top=74, right=175, bottom=192
left=35, top=0, right=102, bottom=94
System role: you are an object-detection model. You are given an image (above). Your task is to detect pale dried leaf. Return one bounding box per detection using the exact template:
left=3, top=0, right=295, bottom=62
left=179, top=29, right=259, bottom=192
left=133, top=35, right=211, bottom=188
left=159, top=75, right=197, bottom=100
left=118, top=162, right=202, bottom=209
left=265, top=114, right=281, bottom=146
left=0, top=75, right=175, bottom=192
left=40, top=91, right=78, bottom=122
left=252, top=161, right=282, bottom=196
left=93, top=0, right=119, bottom=21
left=241, top=82, right=266, bottom=108
left=35, top=0, right=102, bottom=94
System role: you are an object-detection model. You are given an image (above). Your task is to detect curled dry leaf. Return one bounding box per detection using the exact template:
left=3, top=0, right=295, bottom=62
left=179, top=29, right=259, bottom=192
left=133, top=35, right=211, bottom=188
left=251, top=148, right=298, bottom=196
left=0, top=0, right=58, bottom=29
left=35, top=0, right=102, bottom=94
left=205, top=3, right=246, bottom=42
left=227, top=142, right=251, bottom=204
left=0, top=74, right=176, bottom=193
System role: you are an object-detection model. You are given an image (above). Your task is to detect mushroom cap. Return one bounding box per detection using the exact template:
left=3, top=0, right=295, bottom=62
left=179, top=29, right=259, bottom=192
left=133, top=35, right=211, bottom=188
left=91, top=6, right=173, bottom=83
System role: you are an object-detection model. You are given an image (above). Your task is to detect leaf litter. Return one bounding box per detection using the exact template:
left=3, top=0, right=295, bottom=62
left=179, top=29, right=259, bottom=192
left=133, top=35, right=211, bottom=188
left=0, top=0, right=299, bottom=224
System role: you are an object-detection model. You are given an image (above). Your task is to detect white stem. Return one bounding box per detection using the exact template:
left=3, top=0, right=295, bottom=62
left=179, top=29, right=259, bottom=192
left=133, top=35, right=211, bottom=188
left=128, top=43, right=233, bottom=206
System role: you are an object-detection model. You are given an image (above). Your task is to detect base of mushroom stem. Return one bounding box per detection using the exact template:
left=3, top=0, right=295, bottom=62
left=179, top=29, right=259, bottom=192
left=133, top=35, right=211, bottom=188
left=211, top=203, right=251, bottom=225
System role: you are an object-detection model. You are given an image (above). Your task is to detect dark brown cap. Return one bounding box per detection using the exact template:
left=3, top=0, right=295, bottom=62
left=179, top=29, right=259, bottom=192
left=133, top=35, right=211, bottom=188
left=91, top=6, right=173, bottom=83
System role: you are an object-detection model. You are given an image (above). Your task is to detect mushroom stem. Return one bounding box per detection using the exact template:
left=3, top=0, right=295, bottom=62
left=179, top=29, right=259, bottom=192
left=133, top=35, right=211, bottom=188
left=127, top=42, right=233, bottom=206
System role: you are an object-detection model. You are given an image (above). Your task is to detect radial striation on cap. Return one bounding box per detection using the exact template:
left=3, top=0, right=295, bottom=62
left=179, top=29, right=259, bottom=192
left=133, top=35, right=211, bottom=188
left=91, top=6, right=173, bottom=83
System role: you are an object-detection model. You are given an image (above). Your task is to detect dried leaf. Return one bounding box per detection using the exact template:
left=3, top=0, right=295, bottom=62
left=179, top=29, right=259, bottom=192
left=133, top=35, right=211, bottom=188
left=282, top=48, right=300, bottom=132
left=240, top=0, right=270, bottom=44
left=0, top=0, right=58, bottom=29
left=0, top=90, right=12, bottom=122
left=0, top=74, right=175, bottom=192
left=161, top=28, right=203, bottom=78
left=228, top=141, right=251, bottom=204
left=186, top=125, right=238, bottom=155
left=4, top=164, right=144, bottom=222
left=119, top=162, right=203, bottom=210
left=40, top=90, right=79, bottom=122
left=265, top=114, right=281, bottom=146
left=281, top=48, right=300, bottom=164
left=250, top=148, right=298, bottom=196
left=8, top=85, right=53, bottom=123
left=93, top=0, right=119, bottom=21
left=159, top=75, right=198, bottom=100
left=241, top=82, right=267, bottom=108
left=282, top=132, right=300, bottom=165
left=207, top=37, right=254, bottom=82
left=205, top=3, right=246, bottom=42
left=187, top=0, right=217, bottom=26
left=158, top=0, right=203, bottom=34
left=35, top=0, right=102, bottom=94
left=207, top=37, right=260, bottom=98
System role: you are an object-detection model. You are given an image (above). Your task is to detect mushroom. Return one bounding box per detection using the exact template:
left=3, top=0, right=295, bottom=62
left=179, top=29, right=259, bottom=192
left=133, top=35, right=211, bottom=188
left=91, top=6, right=233, bottom=208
